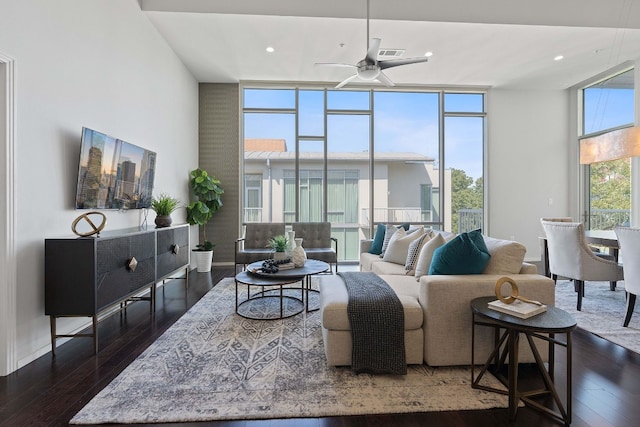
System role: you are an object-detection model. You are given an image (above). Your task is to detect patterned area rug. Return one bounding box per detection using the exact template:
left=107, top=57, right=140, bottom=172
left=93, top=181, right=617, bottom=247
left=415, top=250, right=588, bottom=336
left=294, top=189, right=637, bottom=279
left=71, top=277, right=511, bottom=424
left=555, top=279, right=640, bottom=354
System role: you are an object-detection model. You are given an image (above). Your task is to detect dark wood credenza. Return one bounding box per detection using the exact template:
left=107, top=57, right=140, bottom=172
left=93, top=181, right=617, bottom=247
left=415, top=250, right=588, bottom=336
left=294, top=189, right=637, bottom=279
left=45, top=224, right=190, bottom=356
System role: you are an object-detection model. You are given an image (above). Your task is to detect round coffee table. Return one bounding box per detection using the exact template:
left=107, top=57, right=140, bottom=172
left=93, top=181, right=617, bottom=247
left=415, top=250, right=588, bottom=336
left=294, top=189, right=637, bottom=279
left=246, top=259, right=330, bottom=312
left=234, top=271, right=304, bottom=320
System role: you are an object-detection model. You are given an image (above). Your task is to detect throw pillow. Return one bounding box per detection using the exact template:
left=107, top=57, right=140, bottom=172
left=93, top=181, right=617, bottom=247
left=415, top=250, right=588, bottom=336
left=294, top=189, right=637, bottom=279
left=368, top=223, right=386, bottom=255
left=428, top=232, right=491, bottom=275
left=379, top=224, right=398, bottom=257
left=414, top=233, right=446, bottom=280
left=467, top=228, right=490, bottom=255
left=397, top=223, right=411, bottom=231
left=405, top=232, right=431, bottom=274
left=482, top=236, right=527, bottom=274
left=383, top=227, right=425, bottom=265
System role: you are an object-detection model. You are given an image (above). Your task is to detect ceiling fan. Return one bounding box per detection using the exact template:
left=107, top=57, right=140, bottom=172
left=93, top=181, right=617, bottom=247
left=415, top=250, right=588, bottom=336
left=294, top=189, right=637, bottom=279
left=316, top=0, right=429, bottom=89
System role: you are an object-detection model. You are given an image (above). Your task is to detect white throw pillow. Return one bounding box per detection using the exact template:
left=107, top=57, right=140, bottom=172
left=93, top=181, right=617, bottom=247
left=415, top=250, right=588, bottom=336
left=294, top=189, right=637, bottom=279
left=379, top=224, right=398, bottom=257
left=482, top=236, right=527, bottom=274
left=405, top=232, right=431, bottom=274
left=414, top=233, right=446, bottom=280
left=382, top=227, right=425, bottom=265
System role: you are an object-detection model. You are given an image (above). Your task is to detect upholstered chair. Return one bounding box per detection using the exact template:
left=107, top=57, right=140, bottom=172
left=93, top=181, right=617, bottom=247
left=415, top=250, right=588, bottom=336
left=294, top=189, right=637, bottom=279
left=614, top=227, right=640, bottom=327
left=235, top=223, right=286, bottom=272
left=292, top=222, right=338, bottom=272
left=541, top=221, right=623, bottom=311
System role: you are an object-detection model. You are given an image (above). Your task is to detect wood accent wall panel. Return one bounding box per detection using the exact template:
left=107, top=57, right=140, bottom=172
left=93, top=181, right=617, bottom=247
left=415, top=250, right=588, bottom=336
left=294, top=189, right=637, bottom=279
left=198, top=83, right=239, bottom=263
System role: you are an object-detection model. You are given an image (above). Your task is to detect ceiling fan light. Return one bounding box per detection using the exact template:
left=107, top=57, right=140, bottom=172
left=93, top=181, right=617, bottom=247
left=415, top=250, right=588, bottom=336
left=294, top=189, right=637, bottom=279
left=358, top=64, right=380, bottom=80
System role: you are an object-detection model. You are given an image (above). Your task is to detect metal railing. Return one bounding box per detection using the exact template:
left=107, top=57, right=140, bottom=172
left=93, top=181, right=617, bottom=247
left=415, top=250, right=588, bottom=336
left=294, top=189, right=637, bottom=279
left=458, top=209, right=483, bottom=233
left=590, top=209, right=630, bottom=230
left=243, top=208, right=263, bottom=223
left=361, top=207, right=432, bottom=226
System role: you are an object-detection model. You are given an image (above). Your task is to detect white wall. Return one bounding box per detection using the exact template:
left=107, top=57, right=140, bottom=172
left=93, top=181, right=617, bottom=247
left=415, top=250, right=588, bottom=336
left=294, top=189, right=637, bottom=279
left=487, top=89, right=571, bottom=261
left=0, top=0, right=199, bottom=373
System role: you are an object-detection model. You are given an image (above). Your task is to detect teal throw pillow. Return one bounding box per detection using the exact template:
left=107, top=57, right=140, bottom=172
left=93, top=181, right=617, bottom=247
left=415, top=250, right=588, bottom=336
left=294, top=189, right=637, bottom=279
left=368, top=223, right=386, bottom=255
left=428, top=232, right=491, bottom=275
left=467, top=228, right=490, bottom=255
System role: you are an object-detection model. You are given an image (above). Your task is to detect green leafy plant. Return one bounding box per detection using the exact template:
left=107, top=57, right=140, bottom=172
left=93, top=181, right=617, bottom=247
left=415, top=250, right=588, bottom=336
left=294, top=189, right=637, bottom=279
left=185, top=168, right=224, bottom=251
left=150, top=193, right=180, bottom=216
left=267, top=234, right=289, bottom=252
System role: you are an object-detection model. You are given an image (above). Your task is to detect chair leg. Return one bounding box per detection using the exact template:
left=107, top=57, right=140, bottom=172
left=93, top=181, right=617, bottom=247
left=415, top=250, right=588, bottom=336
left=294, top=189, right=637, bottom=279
left=551, top=274, right=557, bottom=284
left=576, top=280, right=584, bottom=311
left=623, top=292, right=636, bottom=327
left=610, top=281, right=617, bottom=291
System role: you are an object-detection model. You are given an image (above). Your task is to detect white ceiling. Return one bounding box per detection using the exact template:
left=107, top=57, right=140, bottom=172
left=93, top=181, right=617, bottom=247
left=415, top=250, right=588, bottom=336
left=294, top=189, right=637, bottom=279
left=140, top=0, right=640, bottom=90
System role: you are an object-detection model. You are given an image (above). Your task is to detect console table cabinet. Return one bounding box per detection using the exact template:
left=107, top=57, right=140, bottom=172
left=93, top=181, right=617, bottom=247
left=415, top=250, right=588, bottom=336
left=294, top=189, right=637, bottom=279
left=45, top=224, right=189, bottom=355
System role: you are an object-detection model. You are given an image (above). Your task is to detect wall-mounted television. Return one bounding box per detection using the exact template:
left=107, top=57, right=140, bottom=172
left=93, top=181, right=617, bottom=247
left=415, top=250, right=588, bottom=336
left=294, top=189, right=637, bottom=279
left=75, top=127, right=156, bottom=210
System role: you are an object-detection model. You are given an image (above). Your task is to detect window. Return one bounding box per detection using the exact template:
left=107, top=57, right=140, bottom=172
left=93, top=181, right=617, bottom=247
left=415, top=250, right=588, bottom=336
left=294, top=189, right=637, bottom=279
left=242, top=86, right=486, bottom=261
left=581, top=68, right=634, bottom=230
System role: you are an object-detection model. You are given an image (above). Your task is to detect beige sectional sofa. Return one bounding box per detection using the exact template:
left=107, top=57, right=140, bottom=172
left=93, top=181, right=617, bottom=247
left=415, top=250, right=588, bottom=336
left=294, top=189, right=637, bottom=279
left=319, top=232, right=556, bottom=367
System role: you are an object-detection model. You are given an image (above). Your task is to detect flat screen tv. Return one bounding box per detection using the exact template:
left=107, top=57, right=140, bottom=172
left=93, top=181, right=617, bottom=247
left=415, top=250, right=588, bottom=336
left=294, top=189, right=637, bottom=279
left=75, top=127, right=156, bottom=210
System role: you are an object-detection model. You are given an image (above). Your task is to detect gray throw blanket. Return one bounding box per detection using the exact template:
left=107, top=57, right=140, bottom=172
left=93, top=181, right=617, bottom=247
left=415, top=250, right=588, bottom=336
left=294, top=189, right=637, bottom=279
left=338, top=272, right=406, bottom=375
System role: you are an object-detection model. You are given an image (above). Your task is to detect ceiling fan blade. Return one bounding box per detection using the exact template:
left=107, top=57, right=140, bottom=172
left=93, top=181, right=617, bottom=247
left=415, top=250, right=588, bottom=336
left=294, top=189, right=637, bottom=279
left=375, top=71, right=395, bottom=87
left=335, top=74, right=359, bottom=89
left=315, top=62, right=357, bottom=68
left=365, top=38, right=382, bottom=64
left=379, top=56, right=429, bottom=70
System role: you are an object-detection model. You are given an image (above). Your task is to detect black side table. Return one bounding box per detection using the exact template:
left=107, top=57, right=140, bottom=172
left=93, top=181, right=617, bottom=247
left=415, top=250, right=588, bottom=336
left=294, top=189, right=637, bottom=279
left=470, top=296, right=577, bottom=425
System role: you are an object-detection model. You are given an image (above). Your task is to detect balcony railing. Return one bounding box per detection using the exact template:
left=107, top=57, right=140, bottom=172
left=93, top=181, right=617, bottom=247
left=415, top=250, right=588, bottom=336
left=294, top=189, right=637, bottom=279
left=243, top=208, right=263, bottom=223
left=458, top=209, right=483, bottom=233
left=361, top=208, right=432, bottom=226
left=590, top=209, right=630, bottom=230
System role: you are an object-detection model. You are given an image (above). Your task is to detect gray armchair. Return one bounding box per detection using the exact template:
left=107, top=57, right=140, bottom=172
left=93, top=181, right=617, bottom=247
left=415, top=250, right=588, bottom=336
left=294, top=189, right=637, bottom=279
left=292, top=222, right=338, bottom=272
left=541, top=220, right=623, bottom=311
left=235, top=223, right=286, bottom=272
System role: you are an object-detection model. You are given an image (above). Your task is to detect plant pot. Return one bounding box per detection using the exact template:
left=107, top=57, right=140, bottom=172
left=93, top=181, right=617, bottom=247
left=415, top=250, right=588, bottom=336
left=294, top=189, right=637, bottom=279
left=155, top=215, right=172, bottom=228
left=273, top=251, right=288, bottom=261
left=193, top=250, right=213, bottom=272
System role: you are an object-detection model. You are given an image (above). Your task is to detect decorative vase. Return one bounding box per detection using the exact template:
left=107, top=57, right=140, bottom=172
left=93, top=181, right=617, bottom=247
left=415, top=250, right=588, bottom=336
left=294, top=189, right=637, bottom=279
left=287, top=230, right=296, bottom=252
left=291, top=238, right=307, bottom=267
left=155, top=215, right=172, bottom=228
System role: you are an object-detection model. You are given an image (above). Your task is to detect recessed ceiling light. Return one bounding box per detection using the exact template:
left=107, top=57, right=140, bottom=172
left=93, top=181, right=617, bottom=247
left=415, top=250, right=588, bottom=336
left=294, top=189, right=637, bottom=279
left=266, top=47, right=275, bottom=53
left=554, top=55, right=564, bottom=61
left=424, top=51, right=433, bottom=57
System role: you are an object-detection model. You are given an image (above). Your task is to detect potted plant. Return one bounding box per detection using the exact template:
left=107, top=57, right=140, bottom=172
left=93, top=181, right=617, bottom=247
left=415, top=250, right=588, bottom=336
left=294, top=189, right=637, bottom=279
left=267, top=234, right=289, bottom=261
left=150, top=193, right=180, bottom=228
left=186, top=168, right=224, bottom=272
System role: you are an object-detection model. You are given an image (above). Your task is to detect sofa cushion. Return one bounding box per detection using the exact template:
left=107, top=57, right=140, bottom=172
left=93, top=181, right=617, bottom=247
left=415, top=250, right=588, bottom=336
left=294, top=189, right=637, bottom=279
left=414, top=233, right=446, bottom=279
left=482, top=236, right=527, bottom=275
left=320, top=274, right=422, bottom=331
left=428, top=232, right=491, bottom=275
left=383, top=227, right=425, bottom=265
left=372, top=260, right=408, bottom=275
left=368, top=223, right=386, bottom=255
left=360, top=252, right=382, bottom=272
left=405, top=232, right=431, bottom=274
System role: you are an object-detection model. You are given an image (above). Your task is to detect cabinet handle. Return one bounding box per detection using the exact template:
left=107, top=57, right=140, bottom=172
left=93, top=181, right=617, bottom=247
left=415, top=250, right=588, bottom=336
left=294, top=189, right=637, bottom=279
left=172, top=244, right=180, bottom=255
left=127, top=257, right=138, bottom=272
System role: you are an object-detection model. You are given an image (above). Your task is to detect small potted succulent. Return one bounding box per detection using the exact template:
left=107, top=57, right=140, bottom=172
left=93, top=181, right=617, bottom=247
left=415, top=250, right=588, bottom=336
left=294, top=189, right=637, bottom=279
left=186, top=168, right=224, bottom=272
left=267, top=234, right=289, bottom=261
left=151, top=193, right=181, bottom=228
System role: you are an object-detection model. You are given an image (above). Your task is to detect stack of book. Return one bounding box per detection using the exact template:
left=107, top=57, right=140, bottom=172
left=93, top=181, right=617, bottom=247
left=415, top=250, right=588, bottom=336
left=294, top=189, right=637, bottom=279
left=277, top=262, right=296, bottom=270
left=488, top=299, right=547, bottom=319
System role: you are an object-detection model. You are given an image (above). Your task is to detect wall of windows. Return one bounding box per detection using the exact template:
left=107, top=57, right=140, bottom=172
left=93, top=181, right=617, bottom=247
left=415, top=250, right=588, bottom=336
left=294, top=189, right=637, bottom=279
left=242, top=86, right=486, bottom=262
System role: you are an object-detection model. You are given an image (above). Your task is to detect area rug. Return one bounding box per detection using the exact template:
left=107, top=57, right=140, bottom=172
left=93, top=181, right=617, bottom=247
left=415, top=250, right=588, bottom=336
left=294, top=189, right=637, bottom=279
left=555, top=279, right=640, bottom=354
left=71, top=277, right=511, bottom=424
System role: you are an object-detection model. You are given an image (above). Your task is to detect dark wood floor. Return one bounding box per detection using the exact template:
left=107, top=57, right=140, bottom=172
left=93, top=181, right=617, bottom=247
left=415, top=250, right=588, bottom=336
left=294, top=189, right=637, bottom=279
left=2, top=266, right=640, bottom=426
